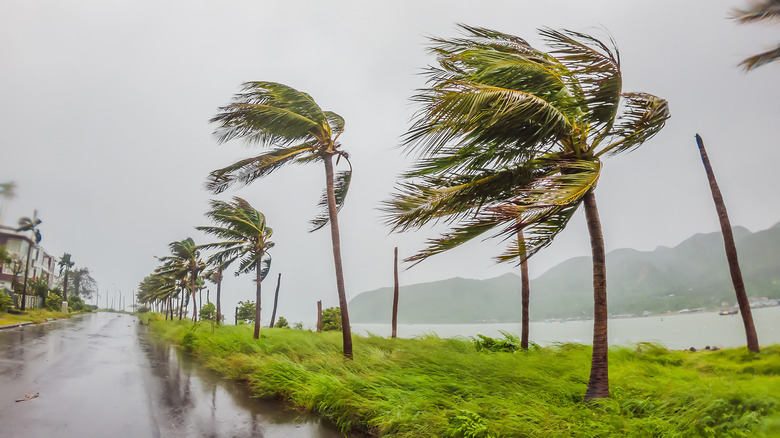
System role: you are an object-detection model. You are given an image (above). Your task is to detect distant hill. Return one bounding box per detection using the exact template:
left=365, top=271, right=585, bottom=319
left=348, top=222, right=780, bottom=323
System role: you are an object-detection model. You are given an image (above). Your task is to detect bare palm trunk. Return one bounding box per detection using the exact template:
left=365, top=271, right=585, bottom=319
left=20, top=243, right=32, bottom=311
left=316, top=300, right=323, bottom=333
left=518, top=229, right=530, bottom=350
left=269, top=273, right=281, bottom=328
left=695, top=134, right=759, bottom=352
left=63, top=271, right=69, bottom=301
left=323, top=155, right=353, bottom=359
left=392, top=247, right=399, bottom=339
left=216, top=268, right=222, bottom=325
left=178, top=293, right=183, bottom=320
left=253, top=259, right=262, bottom=339
left=165, top=296, right=170, bottom=321
left=583, top=191, right=609, bottom=400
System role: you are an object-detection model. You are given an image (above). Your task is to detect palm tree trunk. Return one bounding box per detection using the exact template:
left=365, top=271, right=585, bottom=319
left=216, top=268, right=222, bottom=325
left=583, top=191, right=610, bottom=400
left=392, top=247, right=399, bottom=339
left=269, top=273, right=281, bottom=328
left=63, top=271, right=69, bottom=301
left=518, top=229, right=530, bottom=350
left=323, top=154, right=353, bottom=359
left=695, top=134, right=759, bottom=352
left=178, top=293, right=183, bottom=320
left=253, top=259, right=262, bottom=339
left=20, top=243, right=32, bottom=311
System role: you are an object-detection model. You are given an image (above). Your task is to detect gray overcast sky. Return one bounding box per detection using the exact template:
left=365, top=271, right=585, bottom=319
left=1, top=0, right=778, bottom=325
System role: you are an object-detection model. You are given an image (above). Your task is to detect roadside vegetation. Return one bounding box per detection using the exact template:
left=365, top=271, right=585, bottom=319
left=143, top=314, right=780, bottom=438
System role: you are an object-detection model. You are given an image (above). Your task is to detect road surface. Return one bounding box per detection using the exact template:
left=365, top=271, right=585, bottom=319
left=0, top=312, right=358, bottom=437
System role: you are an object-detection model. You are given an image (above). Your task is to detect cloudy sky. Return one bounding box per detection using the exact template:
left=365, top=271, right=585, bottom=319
left=1, top=0, right=777, bottom=325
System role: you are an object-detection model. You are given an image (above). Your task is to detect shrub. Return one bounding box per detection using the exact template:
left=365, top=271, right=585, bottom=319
left=274, top=316, right=289, bottom=328
left=0, top=292, right=12, bottom=312
left=200, top=302, right=216, bottom=321
left=472, top=331, right=521, bottom=353
left=322, top=307, right=341, bottom=331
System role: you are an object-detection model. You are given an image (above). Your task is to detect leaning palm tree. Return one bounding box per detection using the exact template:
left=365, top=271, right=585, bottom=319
left=732, top=0, right=780, bottom=71
left=695, top=134, right=759, bottom=352
left=385, top=25, right=669, bottom=399
left=207, top=82, right=355, bottom=358
left=196, top=197, right=274, bottom=339
left=16, top=211, right=42, bottom=311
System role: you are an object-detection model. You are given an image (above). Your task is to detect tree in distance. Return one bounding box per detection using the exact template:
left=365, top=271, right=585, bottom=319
left=16, top=211, right=42, bottom=311
left=273, top=316, right=289, bottom=328
left=236, top=300, right=256, bottom=324
left=385, top=25, right=669, bottom=399
left=321, top=307, right=342, bottom=332
left=208, top=82, right=355, bottom=359
left=197, top=197, right=273, bottom=339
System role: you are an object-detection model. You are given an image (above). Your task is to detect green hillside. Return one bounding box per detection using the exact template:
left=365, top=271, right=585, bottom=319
left=349, top=222, right=780, bottom=323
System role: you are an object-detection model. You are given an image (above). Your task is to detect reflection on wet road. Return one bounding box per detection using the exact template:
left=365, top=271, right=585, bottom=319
left=0, top=312, right=359, bottom=437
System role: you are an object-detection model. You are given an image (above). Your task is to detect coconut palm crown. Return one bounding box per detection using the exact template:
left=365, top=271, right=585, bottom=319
left=197, top=197, right=273, bottom=338
left=386, top=26, right=669, bottom=265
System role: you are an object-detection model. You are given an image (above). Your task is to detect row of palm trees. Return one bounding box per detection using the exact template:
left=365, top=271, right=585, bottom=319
left=143, top=22, right=766, bottom=401
left=137, top=197, right=275, bottom=339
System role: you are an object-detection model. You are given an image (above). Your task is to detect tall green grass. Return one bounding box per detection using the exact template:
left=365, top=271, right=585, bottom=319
left=143, top=315, right=780, bottom=437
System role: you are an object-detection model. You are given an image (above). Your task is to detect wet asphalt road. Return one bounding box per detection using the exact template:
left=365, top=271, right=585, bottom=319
left=0, top=312, right=357, bottom=438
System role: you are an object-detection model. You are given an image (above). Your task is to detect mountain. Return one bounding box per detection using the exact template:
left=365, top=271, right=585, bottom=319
left=348, top=223, right=780, bottom=323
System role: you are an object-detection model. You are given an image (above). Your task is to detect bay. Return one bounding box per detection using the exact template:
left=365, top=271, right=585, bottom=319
left=353, top=306, right=780, bottom=350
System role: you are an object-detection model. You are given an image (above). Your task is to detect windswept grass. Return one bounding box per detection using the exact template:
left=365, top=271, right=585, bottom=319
left=143, top=315, right=780, bottom=437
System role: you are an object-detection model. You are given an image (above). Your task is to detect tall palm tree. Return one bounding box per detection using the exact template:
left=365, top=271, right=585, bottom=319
left=732, top=0, right=780, bottom=71
left=16, top=211, right=42, bottom=311
left=58, top=253, right=74, bottom=301
left=196, top=197, right=274, bottom=339
left=207, top=82, right=355, bottom=358
left=157, top=238, right=205, bottom=322
left=385, top=26, right=669, bottom=399
left=695, top=134, right=759, bottom=352
left=204, top=267, right=226, bottom=324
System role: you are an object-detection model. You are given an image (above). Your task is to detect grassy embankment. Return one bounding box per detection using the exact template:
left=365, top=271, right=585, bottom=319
left=143, top=314, right=780, bottom=437
left=0, top=308, right=79, bottom=325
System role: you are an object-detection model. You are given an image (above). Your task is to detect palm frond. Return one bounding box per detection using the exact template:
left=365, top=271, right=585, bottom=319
left=596, top=92, right=670, bottom=157
left=324, top=111, right=345, bottom=137
left=731, top=0, right=780, bottom=23
left=310, top=162, right=352, bottom=232
left=539, top=28, right=622, bottom=147
left=211, top=81, right=328, bottom=146
left=738, top=45, right=780, bottom=71
left=206, top=143, right=314, bottom=194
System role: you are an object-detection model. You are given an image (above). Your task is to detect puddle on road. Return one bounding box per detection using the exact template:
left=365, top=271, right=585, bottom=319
left=138, top=325, right=367, bottom=438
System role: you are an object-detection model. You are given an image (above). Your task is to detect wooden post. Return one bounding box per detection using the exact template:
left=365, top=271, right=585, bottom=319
left=316, top=300, right=323, bottom=333
left=269, top=273, right=282, bottom=328
left=392, top=247, right=399, bottom=339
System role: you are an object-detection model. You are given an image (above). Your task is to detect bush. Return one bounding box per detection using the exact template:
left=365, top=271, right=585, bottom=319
left=274, top=316, right=289, bottom=328
left=200, top=302, right=216, bottom=321
left=322, top=307, right=342, bottom=331
left=236, top=300, right=255, bottom=324
left=68, top=295, right=86, bottom=312
left=472, top=331, right=521, bottom=353
left=46, top=292, right=63, bottom=311
left=0, top=292, right=12, bottom=312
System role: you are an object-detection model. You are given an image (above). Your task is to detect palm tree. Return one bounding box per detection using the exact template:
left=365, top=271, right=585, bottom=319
left=157, top=238, right=205, bottom=322
left=58, top=253, right=74, bottom=302
left=268, top=273, right=282, bottom=328
left=385, top=26, right=669, bottom=399
left=196, top=197, right=274, bottom=339
left=207, top=82, right=355, bottom=358
left=204, top=267, right=225, bottom=324
left=732, top=0, right=780, bottom=71
left=695, top=134, right=759, bottom=352
left=16, top=211, right=42, bottom=311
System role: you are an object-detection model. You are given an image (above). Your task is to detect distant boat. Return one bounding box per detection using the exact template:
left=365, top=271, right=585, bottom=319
left=719, top=309, right=738, bottom=315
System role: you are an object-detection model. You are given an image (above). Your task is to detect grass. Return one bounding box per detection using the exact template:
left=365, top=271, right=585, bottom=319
left=0, top=308, right=94, bottom=325
left=143, top=313, right=780, bottom=437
